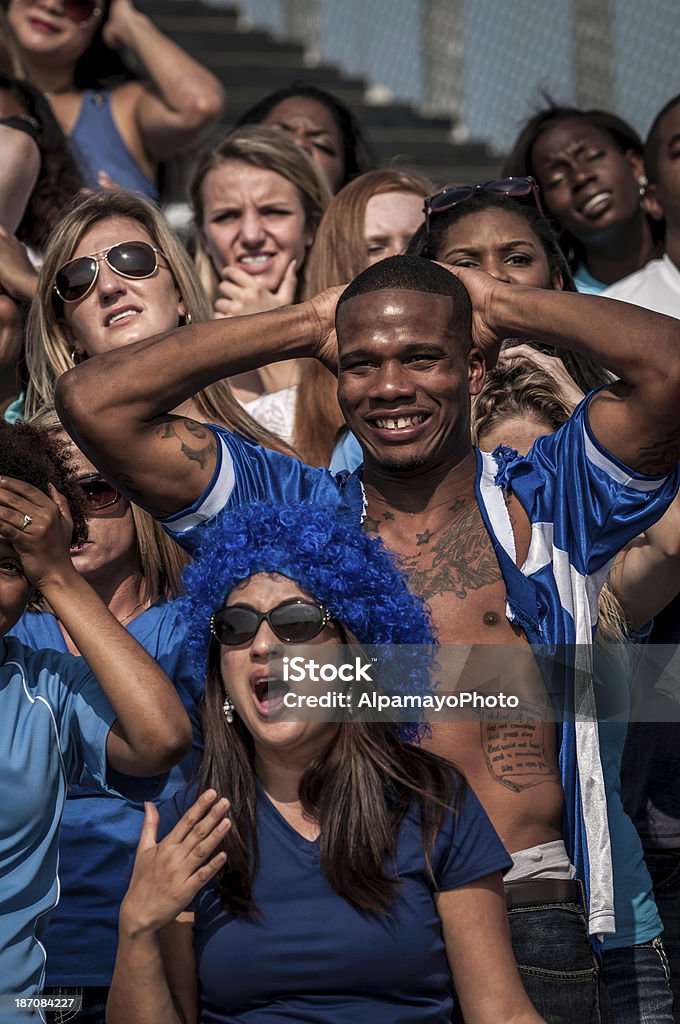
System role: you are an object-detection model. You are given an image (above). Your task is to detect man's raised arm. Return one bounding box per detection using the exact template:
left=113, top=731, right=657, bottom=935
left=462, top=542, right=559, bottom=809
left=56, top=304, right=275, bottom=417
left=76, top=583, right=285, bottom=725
left=453, top=268, right=680, bottom=476
left=55, top=295, right=337, bottom=518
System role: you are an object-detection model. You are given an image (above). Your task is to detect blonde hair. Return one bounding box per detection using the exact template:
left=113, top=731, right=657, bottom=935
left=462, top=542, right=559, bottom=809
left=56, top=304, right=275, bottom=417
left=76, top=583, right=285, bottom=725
left=297, top=169, right=433, bottom=466
left=188, top=124, right=332, bottom=304
left=471, top=356, right=628, bottom=643
left=24, top=191, right=289, bottom=453
left=29, top=404, right=189, bottom=603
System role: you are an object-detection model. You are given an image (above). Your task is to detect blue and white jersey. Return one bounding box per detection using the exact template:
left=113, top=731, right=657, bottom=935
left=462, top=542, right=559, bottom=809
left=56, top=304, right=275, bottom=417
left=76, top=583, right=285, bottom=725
left=161, top=395, right=680, bottom=936
left=0, top=637, right=166, bottom=1022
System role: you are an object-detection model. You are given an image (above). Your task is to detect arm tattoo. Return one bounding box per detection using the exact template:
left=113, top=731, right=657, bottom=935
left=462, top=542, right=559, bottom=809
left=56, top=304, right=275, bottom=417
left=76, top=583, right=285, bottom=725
left=155, top=418, right=216, bottom=469
left=635, top=431, right=679, bottom=475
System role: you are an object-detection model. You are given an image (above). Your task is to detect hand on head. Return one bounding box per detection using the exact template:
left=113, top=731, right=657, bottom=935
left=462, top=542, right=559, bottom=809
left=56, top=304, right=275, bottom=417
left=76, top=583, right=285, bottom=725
left=307, top=284, right=347, bottom=372
left=436, top=262, right=509, bottom=370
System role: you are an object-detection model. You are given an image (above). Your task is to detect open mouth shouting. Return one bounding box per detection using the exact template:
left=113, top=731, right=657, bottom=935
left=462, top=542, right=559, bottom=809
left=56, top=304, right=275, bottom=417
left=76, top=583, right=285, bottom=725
left=250, top=672, right=290, bottom=717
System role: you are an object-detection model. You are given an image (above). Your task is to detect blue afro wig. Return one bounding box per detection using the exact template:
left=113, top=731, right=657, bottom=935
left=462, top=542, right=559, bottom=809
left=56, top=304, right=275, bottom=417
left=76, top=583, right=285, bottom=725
left=181, top=501, right=436, bottom=741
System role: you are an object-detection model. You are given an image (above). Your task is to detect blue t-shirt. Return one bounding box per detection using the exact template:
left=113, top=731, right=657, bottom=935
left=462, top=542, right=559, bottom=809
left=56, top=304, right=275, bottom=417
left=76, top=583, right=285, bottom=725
left=0, top=636, right=165, bottom=1022
left=329, top=429, right=363, bottom=474
left=10, top=600, right=204, bottom=986
left=160, top=400, right=680, bottom=937
left=573, top=264, right=608, bottom=295
left=158, top=780, right=511, bottom=1023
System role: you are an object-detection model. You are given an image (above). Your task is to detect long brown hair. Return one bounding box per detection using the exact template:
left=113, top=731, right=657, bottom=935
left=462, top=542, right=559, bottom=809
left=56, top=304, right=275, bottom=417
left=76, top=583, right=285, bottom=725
left=200, top=641, right=463, bottom=916
left=24, top=191, right=290, bottom=455
left=296, top=169, right=433, bottom=465
left=188, top=125, right=332, bottom=305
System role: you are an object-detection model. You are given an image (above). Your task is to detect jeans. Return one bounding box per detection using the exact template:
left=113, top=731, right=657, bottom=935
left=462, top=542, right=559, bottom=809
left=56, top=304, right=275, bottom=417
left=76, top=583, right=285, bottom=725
left=451, top=898, right=600, bottom=1023
left=645, top=851, right=680, bottom=1023
left=45, top=987, right=109, bottom=1024
left=600, top=937, right=674, bottom=1024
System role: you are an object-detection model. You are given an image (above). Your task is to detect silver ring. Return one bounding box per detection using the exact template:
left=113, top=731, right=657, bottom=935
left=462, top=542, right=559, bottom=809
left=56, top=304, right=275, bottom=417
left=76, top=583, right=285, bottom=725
left=20, top=514, right=32, bottom=531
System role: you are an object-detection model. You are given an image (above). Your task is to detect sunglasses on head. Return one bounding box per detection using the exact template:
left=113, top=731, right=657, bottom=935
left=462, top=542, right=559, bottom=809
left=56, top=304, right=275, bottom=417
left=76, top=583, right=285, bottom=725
left=76, top=473, right=123, bottom=515
left=423, top=177, right=543, bottom=230
left=18, top=0, right=101, bottom=26
left=211, top=599, right=332, bottom=646
left=54, top=241, right=165, bottom=304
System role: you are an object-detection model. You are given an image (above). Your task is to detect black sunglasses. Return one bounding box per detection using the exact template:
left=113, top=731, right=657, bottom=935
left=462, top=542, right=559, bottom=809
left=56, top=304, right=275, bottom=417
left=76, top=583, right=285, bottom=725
left=423, top=177, right=543, bottom=230
left=54, top=241, right=165, bottom=304
left=16, top=0, right=101, bottom=26
left=211, top=599, right=332, bottom=646
left=76, top=473, right=123, bottom=515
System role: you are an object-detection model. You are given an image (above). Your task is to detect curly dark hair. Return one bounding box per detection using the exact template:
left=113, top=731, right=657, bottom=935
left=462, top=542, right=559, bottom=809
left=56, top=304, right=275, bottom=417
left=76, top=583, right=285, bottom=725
left=0, top=420, right=88, bottom=546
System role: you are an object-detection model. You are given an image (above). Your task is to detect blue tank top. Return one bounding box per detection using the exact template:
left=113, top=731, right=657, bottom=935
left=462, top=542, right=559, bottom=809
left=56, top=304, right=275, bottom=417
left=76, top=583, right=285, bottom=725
left=69, top=88, right=158, bottom=200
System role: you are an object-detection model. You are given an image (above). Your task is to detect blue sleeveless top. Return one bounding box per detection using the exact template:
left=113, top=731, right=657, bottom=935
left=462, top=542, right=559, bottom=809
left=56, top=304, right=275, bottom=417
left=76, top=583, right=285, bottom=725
left=69, top=89, right=158, bottom=200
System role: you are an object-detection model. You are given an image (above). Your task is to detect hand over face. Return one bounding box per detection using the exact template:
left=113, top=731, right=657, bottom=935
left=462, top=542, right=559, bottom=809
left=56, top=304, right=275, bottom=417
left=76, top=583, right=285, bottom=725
left=0, top=478, right=75, bottom=591
left=120, top=791, right=230, bottom=935
left=213, top=260, right=298, bottom=319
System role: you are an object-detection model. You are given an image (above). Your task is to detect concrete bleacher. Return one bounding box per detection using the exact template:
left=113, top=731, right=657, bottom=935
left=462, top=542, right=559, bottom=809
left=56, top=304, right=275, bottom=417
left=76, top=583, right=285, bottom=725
left=137, top=0, right=501, bottom=201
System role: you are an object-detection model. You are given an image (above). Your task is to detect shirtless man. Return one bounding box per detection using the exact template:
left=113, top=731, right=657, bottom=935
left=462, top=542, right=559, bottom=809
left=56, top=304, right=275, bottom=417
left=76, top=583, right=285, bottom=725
left=56, top=255, right=680, bottom=1021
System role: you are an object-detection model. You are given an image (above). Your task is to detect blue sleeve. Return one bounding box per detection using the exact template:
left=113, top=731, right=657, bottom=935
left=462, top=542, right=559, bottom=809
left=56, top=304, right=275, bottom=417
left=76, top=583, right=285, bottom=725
left=157, top=782, right=202, bottom=841
left=36, top=649, right=167, bottom=803
left=159, top=425, right=333, bottom=554
left=528, top=392, right=680, bottom=576
left=434, top=785, right=512, bottom=892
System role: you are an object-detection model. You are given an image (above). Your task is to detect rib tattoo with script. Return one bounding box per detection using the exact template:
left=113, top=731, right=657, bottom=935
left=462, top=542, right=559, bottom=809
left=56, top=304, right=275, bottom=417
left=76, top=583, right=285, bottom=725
left=482, top=700, right=559, bottom=793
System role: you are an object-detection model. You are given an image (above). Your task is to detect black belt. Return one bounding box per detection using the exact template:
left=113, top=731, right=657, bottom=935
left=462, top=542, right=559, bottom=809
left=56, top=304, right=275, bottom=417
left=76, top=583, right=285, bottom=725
left=505, top=878, right=583, bottom=910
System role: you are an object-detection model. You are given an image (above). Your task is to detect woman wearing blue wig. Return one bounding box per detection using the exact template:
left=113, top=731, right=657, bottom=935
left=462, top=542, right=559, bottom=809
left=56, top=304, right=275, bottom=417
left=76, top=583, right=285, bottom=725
left=108, top=501, right=545, bottom=1024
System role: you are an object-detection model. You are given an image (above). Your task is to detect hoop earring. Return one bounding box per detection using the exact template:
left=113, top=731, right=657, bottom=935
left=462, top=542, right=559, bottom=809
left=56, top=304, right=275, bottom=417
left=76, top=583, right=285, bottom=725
left=222, top=693, right=235, bottom=724
left=70, top=350, right=84, bottom=364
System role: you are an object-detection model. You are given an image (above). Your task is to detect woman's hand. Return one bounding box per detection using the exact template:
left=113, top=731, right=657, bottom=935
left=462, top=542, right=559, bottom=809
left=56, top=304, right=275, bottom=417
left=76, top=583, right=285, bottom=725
left=0, top=477, right=75, bottom=591
left=213, top=260, right=298, bottom=319
left=120, top=791, right=230, bottom=936
left=0, top=226, right=38, bottom=301
left=498, top=344, right=585, bottom=407
left=102, top=0, right=141, bottom=50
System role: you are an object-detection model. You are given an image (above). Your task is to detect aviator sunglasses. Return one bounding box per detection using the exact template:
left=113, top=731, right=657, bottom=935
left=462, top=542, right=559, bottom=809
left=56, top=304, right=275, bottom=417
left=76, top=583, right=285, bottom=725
left=423, top=177, right=543, bottom=230
left=211, top=599, right=332, bottom=646
left=76, top=473, right=123, bottom=515
left=16, top=0, right=101, bottom=26
left=54, top=241, right=166, bottom=304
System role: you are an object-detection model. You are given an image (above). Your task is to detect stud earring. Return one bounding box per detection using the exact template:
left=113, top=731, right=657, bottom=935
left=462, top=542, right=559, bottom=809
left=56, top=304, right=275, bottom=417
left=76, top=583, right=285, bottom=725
left=222, top=693, right=235, bottom=724
left=638, top=174, right=648, bottom=197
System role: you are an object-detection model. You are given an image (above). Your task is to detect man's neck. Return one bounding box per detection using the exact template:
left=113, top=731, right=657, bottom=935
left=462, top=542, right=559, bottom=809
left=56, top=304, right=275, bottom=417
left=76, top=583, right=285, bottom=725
left=362, top=448, right=478, bottom=518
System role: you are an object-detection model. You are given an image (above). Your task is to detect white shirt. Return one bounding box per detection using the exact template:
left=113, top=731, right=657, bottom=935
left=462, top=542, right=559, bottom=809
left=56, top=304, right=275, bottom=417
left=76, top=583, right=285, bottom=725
left=602, top=254, right=680, bottom=318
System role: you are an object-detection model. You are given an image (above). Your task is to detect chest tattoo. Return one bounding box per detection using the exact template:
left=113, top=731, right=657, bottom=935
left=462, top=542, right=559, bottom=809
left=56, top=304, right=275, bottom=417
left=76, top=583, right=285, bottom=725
left=398, top=501, right=503, bottom=601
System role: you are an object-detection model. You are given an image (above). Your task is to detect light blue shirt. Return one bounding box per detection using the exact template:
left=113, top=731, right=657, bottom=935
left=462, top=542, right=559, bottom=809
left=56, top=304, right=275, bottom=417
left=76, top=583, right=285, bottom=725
left=0, top=637, right=164, bottom=1021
